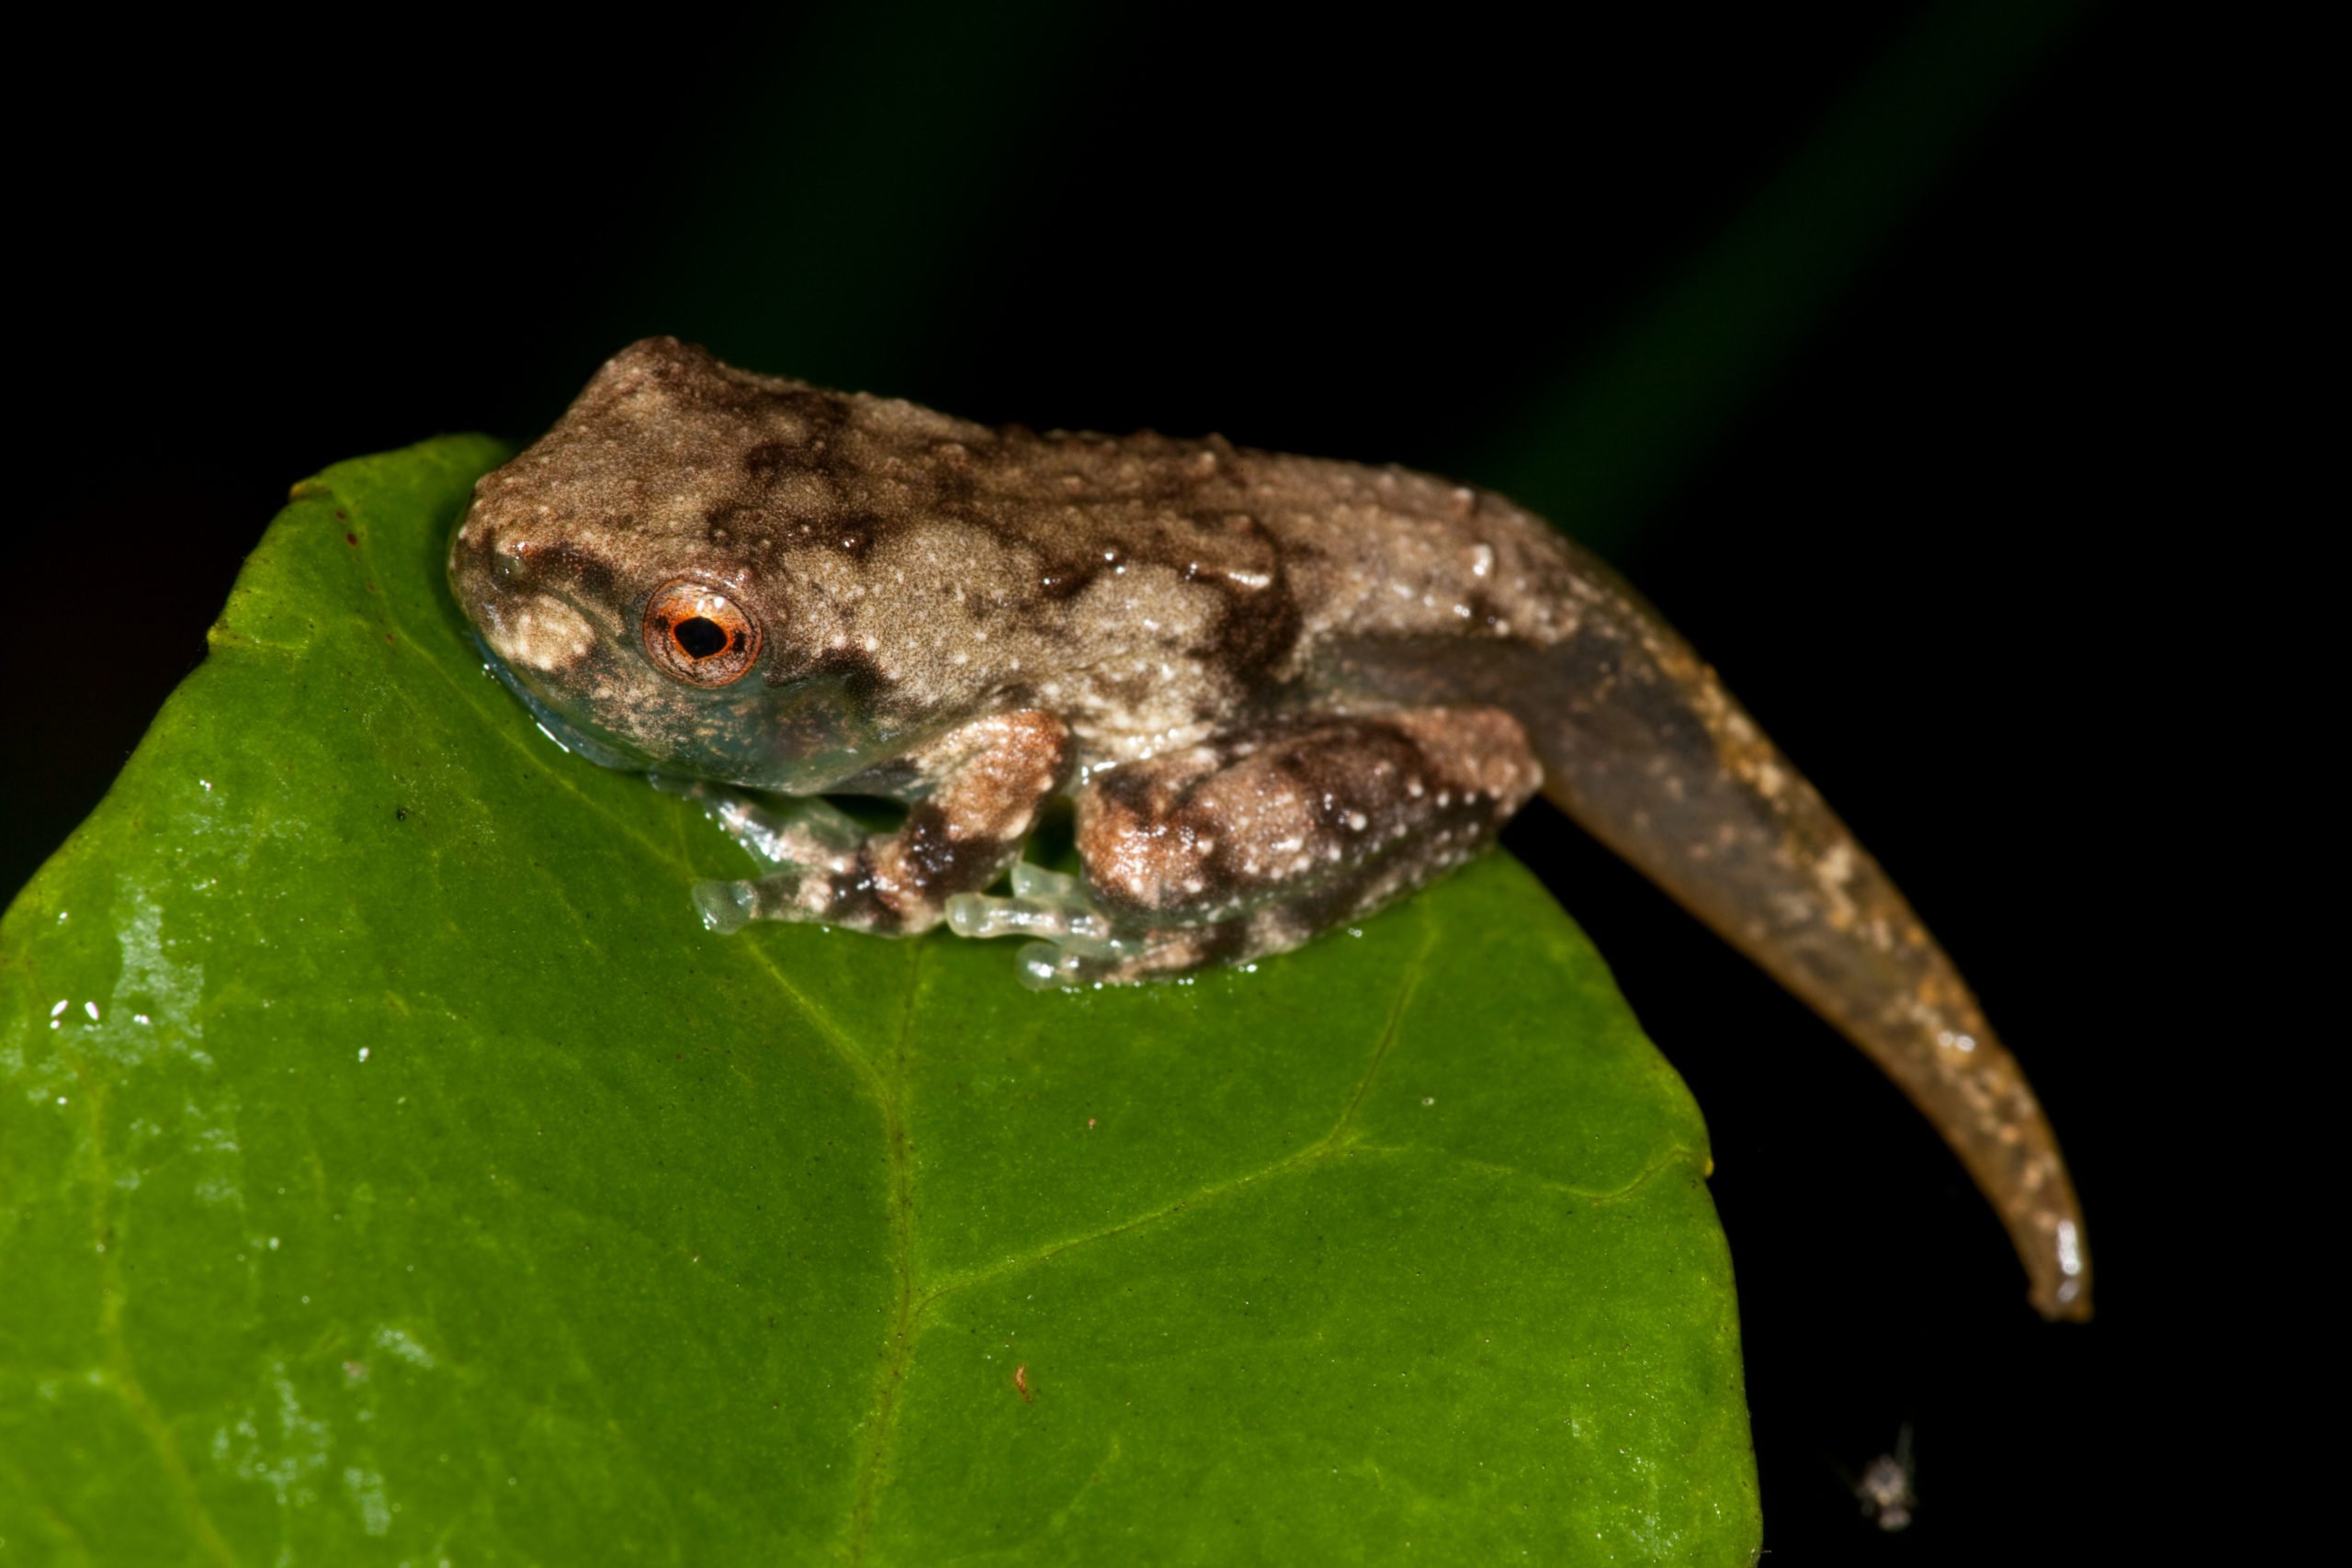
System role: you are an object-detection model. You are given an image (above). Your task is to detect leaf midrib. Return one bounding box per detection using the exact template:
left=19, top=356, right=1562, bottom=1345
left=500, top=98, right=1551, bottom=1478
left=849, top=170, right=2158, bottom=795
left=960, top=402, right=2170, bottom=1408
left=838, top=908, right=1433, bottom=1564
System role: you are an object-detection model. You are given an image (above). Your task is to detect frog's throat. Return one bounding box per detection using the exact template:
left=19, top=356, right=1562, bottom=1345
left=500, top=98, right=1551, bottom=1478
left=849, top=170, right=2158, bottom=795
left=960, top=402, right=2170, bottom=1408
left=469, top=633, right=654, bottom=773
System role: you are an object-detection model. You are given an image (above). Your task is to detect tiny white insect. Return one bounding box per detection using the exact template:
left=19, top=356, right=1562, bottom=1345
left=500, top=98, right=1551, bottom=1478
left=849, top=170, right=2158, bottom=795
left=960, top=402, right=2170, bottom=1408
left=1852, top=1423, right=1916, bottom=1532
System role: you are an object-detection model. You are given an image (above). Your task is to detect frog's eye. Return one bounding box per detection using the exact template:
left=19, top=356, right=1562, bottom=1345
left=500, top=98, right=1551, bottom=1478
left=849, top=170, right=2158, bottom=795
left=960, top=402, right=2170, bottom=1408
left=642, top=580, right=762, bottom=687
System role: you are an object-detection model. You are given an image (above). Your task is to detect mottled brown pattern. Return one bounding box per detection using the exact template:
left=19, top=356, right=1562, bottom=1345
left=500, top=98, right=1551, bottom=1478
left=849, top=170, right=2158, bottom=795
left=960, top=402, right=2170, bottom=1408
left=1078, top=710, right=1536, bottom=921
left=450, top=337, right=1582, bottom=774
left=448, top=337, right=2092, bottom=1320
left=1063, top=709, right=1538, bottom=982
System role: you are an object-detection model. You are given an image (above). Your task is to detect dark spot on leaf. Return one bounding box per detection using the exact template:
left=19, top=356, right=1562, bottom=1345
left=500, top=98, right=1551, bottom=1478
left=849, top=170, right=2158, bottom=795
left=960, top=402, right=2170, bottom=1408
left=345, top=532, right=358, bottom=546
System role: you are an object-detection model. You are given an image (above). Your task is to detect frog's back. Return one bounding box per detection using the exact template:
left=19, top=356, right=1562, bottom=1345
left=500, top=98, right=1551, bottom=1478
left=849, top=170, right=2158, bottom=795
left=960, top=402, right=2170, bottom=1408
left=978, top=425, right=1596, bottom=669
left=524, top=337, right=1589, bottom=691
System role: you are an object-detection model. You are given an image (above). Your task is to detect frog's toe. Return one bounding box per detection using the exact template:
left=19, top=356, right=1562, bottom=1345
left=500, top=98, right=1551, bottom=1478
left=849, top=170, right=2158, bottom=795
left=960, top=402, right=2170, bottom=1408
left=693, top=878, right=758, bottom=933
left=945, top=865, right=1119, bottom=947
left=1013, top=938, right=1162, bottom=989
left=943, top=864, right=1154, bottom=987
left=693, top=867, right=827, bottom=932
left=1016, top=940, right=1095, bottom=989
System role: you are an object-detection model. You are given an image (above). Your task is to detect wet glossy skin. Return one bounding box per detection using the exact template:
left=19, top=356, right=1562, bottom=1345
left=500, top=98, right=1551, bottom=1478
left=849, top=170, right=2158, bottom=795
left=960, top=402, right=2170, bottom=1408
left=449, top=337, right=2091, bottom=1320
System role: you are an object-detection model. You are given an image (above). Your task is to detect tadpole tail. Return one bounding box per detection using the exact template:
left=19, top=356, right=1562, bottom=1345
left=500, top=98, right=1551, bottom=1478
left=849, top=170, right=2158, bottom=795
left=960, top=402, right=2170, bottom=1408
left=1332, top=543, right=2092, bottom=1320
left=1546, top=552, right=2092, bottom=1319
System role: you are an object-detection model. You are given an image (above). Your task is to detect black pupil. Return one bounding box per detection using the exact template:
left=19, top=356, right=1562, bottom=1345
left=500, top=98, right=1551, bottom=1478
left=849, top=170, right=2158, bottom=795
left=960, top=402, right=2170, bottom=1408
left=673, top=616, right=730, bottom=660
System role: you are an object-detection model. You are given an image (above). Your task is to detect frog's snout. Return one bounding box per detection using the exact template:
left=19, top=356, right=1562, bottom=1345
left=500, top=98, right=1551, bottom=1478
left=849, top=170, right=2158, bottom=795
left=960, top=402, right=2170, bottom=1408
left=447, top=510, right=603, bottom=680
left=449, top=507, right=535, bottom=592
left=447, top=502, right=510, bottom=602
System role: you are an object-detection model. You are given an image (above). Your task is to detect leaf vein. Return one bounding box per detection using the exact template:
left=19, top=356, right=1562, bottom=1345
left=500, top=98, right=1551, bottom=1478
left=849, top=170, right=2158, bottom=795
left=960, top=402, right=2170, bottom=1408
left=60, top=1055, right=243, bottom=1568
left=1348, top=1142, right=1709, bottom=1207
left=842, top=941, right=927, bottom=1564
left=912, top=908, right=1439, bottom=1310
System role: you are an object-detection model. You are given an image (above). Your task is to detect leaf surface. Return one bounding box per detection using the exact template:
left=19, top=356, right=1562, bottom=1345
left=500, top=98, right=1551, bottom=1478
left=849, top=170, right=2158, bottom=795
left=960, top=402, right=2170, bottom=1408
left=0, top=438, right=1758, bottom=1564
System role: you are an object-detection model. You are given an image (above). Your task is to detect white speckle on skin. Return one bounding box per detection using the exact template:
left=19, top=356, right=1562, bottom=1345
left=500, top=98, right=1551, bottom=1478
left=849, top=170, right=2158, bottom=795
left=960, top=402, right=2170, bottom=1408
left=490, top=593, right=597, bottom=672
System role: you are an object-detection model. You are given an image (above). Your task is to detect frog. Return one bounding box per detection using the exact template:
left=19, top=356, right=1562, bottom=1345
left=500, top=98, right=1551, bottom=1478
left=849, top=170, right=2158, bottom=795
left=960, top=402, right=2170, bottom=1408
left=447, top=336, right=2091, bottom=1321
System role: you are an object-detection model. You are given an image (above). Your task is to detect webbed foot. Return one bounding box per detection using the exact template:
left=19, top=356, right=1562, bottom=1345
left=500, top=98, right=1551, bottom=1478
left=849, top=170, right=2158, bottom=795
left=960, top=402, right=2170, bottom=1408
left=945, top=864, right=1153, bottom=989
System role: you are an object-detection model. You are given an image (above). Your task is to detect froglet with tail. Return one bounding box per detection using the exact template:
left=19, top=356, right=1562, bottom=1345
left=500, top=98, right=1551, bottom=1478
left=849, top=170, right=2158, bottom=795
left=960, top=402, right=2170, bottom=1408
left=448, top=337, right=2090, bottom=1320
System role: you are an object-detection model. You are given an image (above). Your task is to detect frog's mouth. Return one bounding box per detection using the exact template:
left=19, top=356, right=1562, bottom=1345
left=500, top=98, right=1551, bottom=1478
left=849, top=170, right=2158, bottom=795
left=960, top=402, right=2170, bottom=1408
left=470, top=633, right=658, bottom=773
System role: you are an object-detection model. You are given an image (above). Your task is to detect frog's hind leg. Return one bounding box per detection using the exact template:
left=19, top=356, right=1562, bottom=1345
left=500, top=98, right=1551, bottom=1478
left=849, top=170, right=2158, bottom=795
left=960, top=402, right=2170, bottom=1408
left=947, top=708, right=1540, bottom=987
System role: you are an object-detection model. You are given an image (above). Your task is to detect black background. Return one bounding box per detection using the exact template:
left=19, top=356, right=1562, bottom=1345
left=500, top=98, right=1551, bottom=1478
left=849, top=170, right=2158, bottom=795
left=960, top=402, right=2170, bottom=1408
left=11, top=3, right=2240, bottom=1560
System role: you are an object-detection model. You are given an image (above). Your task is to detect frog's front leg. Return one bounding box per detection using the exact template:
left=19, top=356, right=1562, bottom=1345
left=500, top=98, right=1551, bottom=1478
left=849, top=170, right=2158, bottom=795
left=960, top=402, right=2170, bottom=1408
left=694, top=710, right=1072, bottom=935
left=950, top=708, right=1541, bottom=986
left=654, top=776, right=868, bottom=869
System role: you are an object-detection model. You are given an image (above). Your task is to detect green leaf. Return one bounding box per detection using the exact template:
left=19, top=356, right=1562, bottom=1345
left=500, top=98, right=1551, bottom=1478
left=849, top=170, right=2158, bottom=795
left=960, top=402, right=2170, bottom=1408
left=0, top=438, right=1758, bottom=1564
